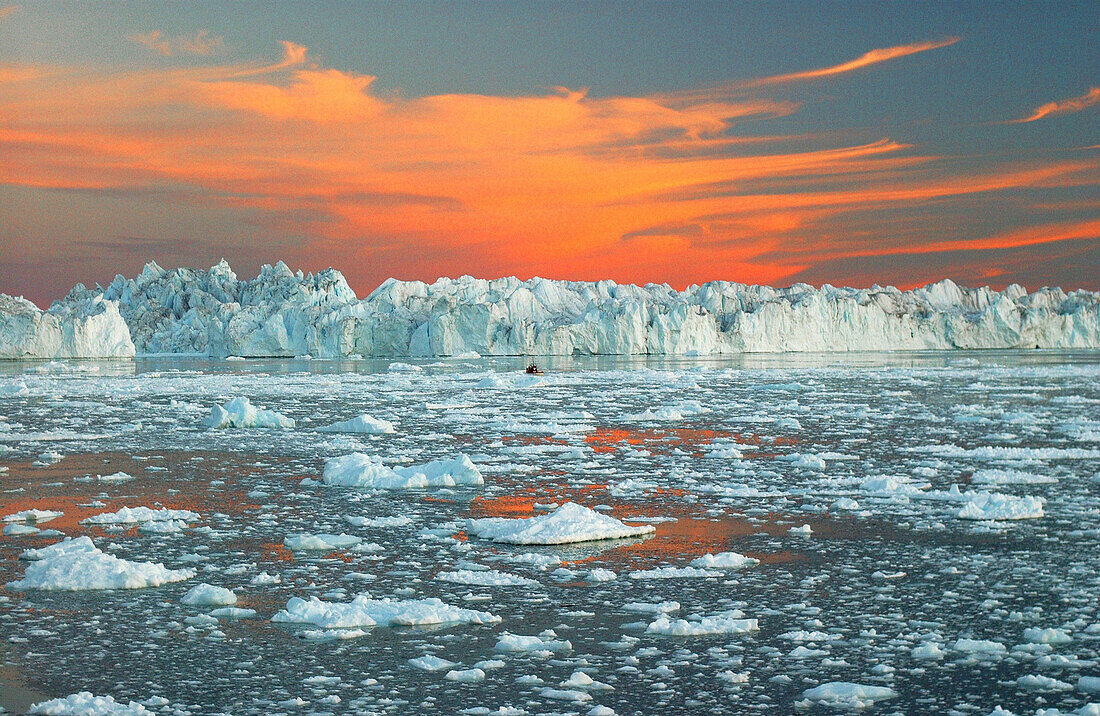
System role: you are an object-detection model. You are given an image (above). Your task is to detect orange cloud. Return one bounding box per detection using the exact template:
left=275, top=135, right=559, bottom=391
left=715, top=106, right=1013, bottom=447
left=0, top=39, right=1096, bottom=300
left=130, top=29, right=223, bottom=57
left=743, top=37, right=959, bottom=87
left=1012, top=86, right=1100, bottom=123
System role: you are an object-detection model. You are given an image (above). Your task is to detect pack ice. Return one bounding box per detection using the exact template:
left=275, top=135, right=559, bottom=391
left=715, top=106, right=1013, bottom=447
left=8, top=537, right=195, bottom=591
left=4, top=260, right=1099, bottom=358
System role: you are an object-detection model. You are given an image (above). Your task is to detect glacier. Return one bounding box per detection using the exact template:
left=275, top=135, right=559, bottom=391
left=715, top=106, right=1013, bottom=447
left=1, top=259, right=1098, bottom=358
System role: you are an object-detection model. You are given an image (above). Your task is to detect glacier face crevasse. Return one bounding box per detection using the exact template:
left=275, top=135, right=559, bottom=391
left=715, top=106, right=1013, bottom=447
left=2, top=260, right=1098, bottom=358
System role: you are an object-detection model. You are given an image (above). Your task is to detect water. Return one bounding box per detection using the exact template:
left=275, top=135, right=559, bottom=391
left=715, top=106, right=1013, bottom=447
left=1, top=352, right=1098, bottom=714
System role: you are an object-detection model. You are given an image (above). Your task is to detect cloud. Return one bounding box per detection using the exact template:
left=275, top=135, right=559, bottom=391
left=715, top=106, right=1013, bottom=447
left=743, top=37, right=959, bottom=87
left=130, top=29, right=223, bottom=57
left=0, top=39, right=1097, bottom=302
left=1012, top=86, right=1100, bottom=123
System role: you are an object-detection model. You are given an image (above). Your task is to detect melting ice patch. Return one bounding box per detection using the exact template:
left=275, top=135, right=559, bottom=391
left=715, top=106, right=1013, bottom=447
left=467, top=502, right=656, bottom=545
left=799, top=682, right=898, bottom=709
left=9, top=537, right=195, bottom=591
left=645, top=609, right=759, bottom=637
left=28, top=692, right=155, bottom=715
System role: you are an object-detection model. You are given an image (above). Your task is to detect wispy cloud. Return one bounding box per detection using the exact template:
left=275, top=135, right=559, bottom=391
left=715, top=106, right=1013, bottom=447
left=130, top=29, right=223, bottom=57
left=744, top=37, right=959, bottom=87
left=0, top=39, right=1095, bottom=300
left=1011, top=86, right=1100, bottom=123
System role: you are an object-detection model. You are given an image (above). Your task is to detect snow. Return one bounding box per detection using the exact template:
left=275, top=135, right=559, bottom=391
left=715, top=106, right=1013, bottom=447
left=8, top=537, right=195, bottom=590
left=8, top=262, right=1098, bottom=358
left=467, top=502, right=656, bottom=545
left=272, top=595, right=501, bottom=630
left=800, top=682, right=898, bottom=708
left=318, top=414, right=396, bottom=434
left=181, top=583, right=237, bottom=606
left=322, top=453, right=483, bottom=489
left=205, top=397, right=294, bottom=429
left=28, top=692, right=154, bottom=715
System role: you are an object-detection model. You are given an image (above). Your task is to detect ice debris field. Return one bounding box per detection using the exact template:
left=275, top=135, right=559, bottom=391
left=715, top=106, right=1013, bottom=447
left=0, top=350, right=1099, bottom=715
left=3, top=261, right=1100, bottom=360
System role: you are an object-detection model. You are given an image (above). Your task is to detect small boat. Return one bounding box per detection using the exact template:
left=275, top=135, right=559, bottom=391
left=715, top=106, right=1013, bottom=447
left=525, top=364, right=543, bottom=375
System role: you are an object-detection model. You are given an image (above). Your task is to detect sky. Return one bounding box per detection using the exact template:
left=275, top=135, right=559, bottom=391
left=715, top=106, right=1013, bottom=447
left=1, top=1, right=1097, bottom=306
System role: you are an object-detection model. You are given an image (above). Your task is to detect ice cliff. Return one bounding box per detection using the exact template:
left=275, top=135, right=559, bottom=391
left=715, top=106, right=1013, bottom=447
left=0, top=293, right=134, bottom=359
left=2, top=259, right=1098, bottom=358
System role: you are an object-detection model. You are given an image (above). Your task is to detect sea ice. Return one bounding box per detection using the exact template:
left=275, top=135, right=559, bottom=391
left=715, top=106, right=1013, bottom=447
left=322, top=453, right=483, bottom=489
left=272, top=595, right=501, bottom=630
left=204, top=397, right=294, bottom=429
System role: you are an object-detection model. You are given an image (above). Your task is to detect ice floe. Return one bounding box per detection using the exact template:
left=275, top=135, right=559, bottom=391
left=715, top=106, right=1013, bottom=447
left=205, top=397, right=294, bottom=429
left=467, top=502, right=656, bottom=545
left=272, top=595, right=501, bottom=630
left=321, top=453, right=483, bottom=489
left=9, top=537, right=194, bottom=590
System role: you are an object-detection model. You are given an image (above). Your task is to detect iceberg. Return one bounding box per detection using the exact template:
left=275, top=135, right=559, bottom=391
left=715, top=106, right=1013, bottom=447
left=8, top=537, right=195, bottom=590
left=467, top=502, right=656, bottom=545
left=205, top=397, right=294, bottom=429
left=0, top=293, right=133, bottom=359
left=322, top=453, right=483, bottom=489
left=272, top=595, right=501, bottom=630
left=5, top=260, right=1098, bottom=358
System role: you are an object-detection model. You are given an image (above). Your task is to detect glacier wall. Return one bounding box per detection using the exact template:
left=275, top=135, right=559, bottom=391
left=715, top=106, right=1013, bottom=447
left=0, top=294, right=134, bottom=360
left=2, top=260, right=1099, bottom=358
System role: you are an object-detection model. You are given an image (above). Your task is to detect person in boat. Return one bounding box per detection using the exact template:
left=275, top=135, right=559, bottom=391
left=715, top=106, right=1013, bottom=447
left=525, top=363, right=542, bottom=375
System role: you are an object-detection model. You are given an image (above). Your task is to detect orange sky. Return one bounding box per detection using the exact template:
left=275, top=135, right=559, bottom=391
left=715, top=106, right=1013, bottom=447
left=1, top=6, right=1098, bottom=303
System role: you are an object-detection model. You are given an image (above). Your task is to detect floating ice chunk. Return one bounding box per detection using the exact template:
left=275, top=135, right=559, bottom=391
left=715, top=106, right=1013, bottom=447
left=318, top=414, right=396, bottom=434
left=181, top=583, right=237, bottom=606
left=690, top=552, right=759, bottom=569
left=494, top=632, right=572, bottom=654
left=860, top=475, right=926, bottom=495
left=911, top=642, right=945, bottom=660
left=587, top=568, right=617, bottom=582
left=210, top=607, right=257, bottom=619
left=477, top=373, right=545, bottom=389
left=28, top=692, right=154, bottom=715
left=830, top=497, right=861, bottom=511
left=540, top=688, right=591, bottom=703
left=4, top=508, right=63, bottom=523
left=787, top=453, right=826, bottom=471
left=645, top=609, right=758, bottom=637
left=628, top=407, right=685, bottom=422
left=437, top=569, right=540, bottom=587
left=98, top=471, right=136, bottom=482
left=410, top=654, right=458, bottom=672
left=1024, top=627, right=1072, bottom=644
left=322, top=453, right=483, bottom=489
left=562, top=671, right=613, bottom=691
left=800, top=682, right=897, bottom=708
left=446, top=668, right=486, bottom=682
left=205, top=397, right=294, bottom=429
left=1079, top=676, right=1100, bottom=693
left=1018, top=674, right=1075, bottom=691
left=273, top=595, right=500, bottom=630
left=629, top=566, right=720, bottom=580
left=789, top=524, right=813, bottom=536
left=283, top=533, right=362, bottom=551
left=81, top=506, right=199, bottom=527
left=250, top=571, right=282, bottom=585
left=8, top=537, right=194, bottom=590
left=388, top=362, right=422, bottom=372
left=953, top=638, right=1007, bottom=654
left=467, top=502, right=655, bottom=545
left=623, top=601, right=679, bottom=614
left=957, top=493, right=1044, bottom=521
